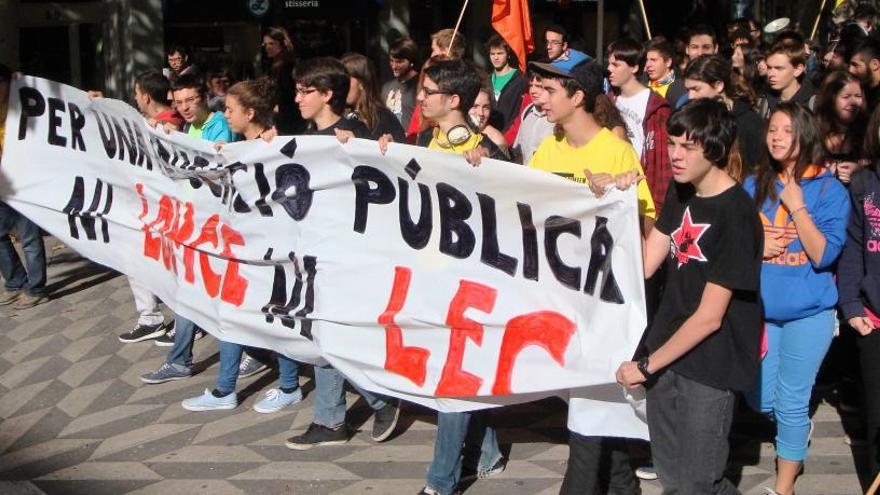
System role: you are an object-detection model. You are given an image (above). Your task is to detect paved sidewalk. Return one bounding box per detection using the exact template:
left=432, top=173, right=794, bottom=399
left=0, top=241, right=871, bottom=494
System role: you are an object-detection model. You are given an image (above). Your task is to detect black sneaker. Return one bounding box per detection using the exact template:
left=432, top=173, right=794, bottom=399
left=417, top=486, right=461, bottom=495
left=462, top=456, right=506, bottom=481
left=118, top=322, right=165, bottom=343
left=371, top=399, right=401, bottom=442
left=477, top=457, right=506, bottom=479
left=155, top=327, right=206, bottom=347
left=285, top=423, right=349, bottom=450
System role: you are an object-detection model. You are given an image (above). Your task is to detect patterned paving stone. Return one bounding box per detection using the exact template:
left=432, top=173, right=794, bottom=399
left=36, top=462, right=163, bottom=481
left=0, top=243, right=870, bottom=494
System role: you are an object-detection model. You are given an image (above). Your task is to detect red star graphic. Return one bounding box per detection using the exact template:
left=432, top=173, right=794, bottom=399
left=670, top=207, right=711, bottom=268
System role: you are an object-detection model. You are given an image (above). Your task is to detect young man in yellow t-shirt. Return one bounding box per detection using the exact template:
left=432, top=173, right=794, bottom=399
left=527, top=61, right=656, bottom=222
left=412, top=58, right=506, bottom=495
left=527, top=59, right=654, bottom=494
left=420, top=59, right=505, bottom=161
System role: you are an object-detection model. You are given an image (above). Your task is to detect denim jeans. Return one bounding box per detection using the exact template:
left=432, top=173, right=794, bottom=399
left=425, top=411, right=501, bottom=495
left=647, top=369, right=739, bottom=494
left=560, top=433, right=640, bottom=494
left=215, top=342, right=299, bottom=394
left=313, top=364, right=388, bottom=427
left=167, top=315, right=198, bottom=370
left=0, top=201, right=46, bottom=296
left=745, top=309, right=835, bottom=461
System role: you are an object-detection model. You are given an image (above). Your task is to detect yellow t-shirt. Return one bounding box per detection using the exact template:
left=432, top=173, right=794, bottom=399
left=528, top=128, right=656, bottom=219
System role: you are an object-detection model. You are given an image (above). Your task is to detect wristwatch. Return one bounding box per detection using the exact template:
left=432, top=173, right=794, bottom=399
left=637, top=356, right=652, bottom=379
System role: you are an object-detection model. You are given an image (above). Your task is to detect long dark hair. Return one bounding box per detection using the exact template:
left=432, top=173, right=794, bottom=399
left=753, top=102, right=824, bottom=209
left=262, top=26, right=295, bottom=74
left=815, top=70, right=867, bottom=160
left=683, top=55, right=748, bottom=180
left=684, top=55, right=738, bottom=99
left=340, top=52, right=386, bottom=132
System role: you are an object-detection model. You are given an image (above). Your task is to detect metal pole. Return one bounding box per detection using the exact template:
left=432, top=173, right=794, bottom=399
left=810, top=0, right=828, bottom=40
left=638, top=0, right=652, bottom=40
left=596, top=0, right=604, bottom=64
left=447, top=0, right=470, bottom=56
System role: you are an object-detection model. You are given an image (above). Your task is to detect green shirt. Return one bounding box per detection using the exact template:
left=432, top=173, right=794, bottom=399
left=187, top=119, right=205, bottom=139
left=491, top=70, right=516, bottom=100
left=186, top=112, right=220, bottom=140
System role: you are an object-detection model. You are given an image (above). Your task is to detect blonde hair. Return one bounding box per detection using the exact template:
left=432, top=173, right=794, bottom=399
left=431, top=29, right=466, bottom=59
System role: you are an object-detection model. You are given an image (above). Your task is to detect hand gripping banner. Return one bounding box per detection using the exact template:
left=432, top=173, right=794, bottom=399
left=1, top=76, right=648, bottom=438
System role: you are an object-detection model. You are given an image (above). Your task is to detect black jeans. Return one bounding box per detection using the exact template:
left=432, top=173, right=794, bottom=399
left=858, top=329, right=880, bottom=478
left=646, top=370, right=740, bottom=495
left=560, top=433, right=640, bottom=494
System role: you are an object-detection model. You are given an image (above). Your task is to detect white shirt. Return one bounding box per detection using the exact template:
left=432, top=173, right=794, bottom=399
left=513, top=104, right=555, bottom=163
left=615, top=88, right=651, bottom=160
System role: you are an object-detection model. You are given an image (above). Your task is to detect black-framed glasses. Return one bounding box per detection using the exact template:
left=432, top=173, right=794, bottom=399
left=296, top=88, right=318, bottom=97
left=420, top=87, right=450, bottom=97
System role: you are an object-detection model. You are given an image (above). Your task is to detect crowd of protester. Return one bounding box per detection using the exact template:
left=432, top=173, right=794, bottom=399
left=4, top=2, right=880, bottom=494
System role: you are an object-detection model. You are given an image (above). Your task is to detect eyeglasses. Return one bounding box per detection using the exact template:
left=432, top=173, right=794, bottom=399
left=420, top=87, right=450, bottom=97
left=296, top=88, right=318, bottom=96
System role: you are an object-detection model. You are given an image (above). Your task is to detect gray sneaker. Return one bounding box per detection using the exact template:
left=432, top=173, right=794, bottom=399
left=239, top=353, right=270, bottom=378
left=13, top=293, right=47, bottom=310
left=140, top=363, right=192, bottom=384
left=0, top=290, right=22, bottom=306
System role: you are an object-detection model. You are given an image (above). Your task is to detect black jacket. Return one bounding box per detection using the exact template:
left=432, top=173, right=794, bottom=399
left=664, top=76, right=688, bottom=109
left=838, top=166, right=880, bottom=320
left=758, top=79, right=817, bottom=119
left=730, top=98, right=765, bottom=175
left=495, top=70, right=526, bottom=132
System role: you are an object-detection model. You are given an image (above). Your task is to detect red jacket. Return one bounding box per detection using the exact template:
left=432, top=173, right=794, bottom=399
left=641, top=91, right=671, bottom=215
left=504, top=93, right=533, bottom=145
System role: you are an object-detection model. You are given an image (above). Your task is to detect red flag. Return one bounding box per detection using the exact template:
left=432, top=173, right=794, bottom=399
left=491, top=0, right=535, bottom=70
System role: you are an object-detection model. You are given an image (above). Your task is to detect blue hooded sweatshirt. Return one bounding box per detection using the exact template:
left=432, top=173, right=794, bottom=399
left=743, top=167, right=850, bottom=323
left=551, top=49, right=591, bottom=72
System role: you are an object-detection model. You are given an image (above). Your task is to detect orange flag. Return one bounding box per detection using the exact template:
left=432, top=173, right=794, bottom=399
left=491, top=0, right=535, bottom=70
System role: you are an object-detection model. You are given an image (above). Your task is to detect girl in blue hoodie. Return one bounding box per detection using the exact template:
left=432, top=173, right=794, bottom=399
left=743, top=102, right=850, bottom=495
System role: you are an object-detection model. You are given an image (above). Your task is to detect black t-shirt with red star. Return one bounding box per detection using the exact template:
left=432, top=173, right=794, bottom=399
left=645, top=181, right=764, bottom=391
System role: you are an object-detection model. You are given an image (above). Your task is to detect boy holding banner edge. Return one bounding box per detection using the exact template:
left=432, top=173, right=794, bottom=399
left=390, top=58, right=510, bottom=495
left=525, top=59, right=654, bottom=495
left=0, top=64, right=50, bottom=310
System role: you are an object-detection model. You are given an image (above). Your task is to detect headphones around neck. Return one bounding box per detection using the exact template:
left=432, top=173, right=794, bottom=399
left=433, top=124, right=473, bottom=148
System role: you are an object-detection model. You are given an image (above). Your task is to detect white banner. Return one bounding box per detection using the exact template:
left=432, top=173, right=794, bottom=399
left=1, top=76, right=647, bottom=437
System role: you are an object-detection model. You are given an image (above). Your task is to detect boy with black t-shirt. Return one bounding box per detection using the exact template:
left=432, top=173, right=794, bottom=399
left=284, top=57, right=401, bottom=450
left=615, top=98, right=763, bottom=493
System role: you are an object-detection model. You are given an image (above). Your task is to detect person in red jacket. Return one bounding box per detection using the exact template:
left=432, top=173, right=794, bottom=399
left=607, top=38, right=672, bottom=215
